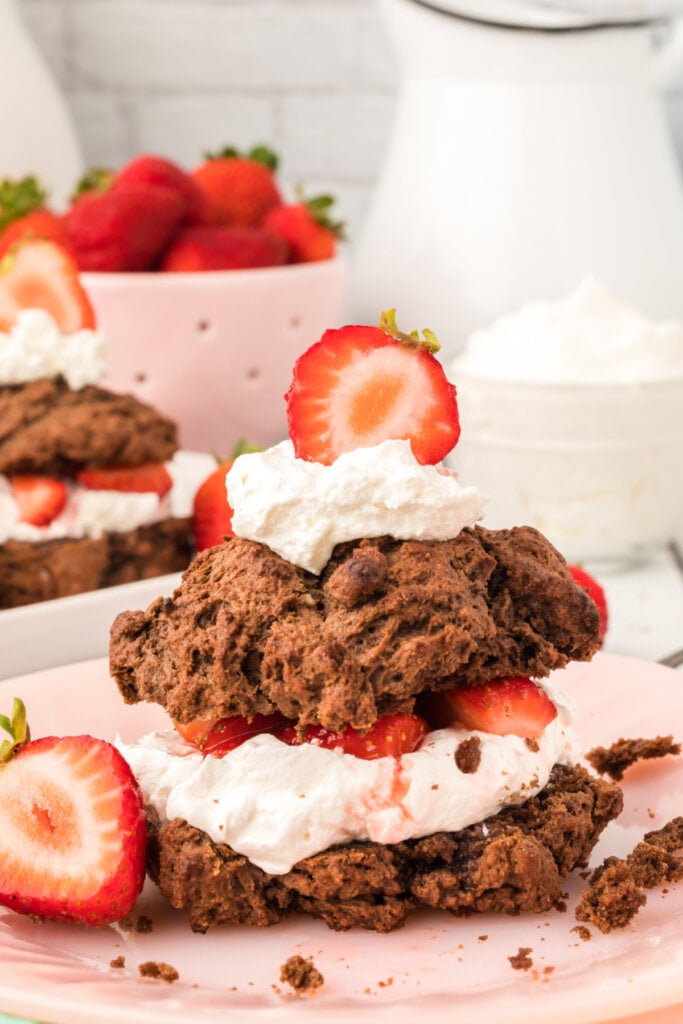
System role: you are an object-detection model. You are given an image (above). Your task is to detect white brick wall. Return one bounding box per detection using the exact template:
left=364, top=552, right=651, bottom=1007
left=15, top=0, right=683, bottom=248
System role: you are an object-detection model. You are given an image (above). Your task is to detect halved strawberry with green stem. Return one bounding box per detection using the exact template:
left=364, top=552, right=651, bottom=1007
left=10, top=475, right=67, bottom=527
left=417, top=677, right=558, bottom=740
left=286, top=309, right=460, bottom=466
left=77, top=461, right=172, bottom=496
left=0, top=238, right=96, bottom=334
left=0, top=698, right=147, bottom=926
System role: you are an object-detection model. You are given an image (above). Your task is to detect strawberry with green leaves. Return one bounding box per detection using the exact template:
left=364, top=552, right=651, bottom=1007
left=286, top=309, right=460, bottom=466
left=114, top=154, right=208, bottom=226
left=263, top=188, right=344, bottom=263
left=0, top=699, right=147, bottom=926
left=0, top=177, right=71, bottom=260
left=191, top=145, right=282, bottom=229
left=192, top=440, right=262, bottom=551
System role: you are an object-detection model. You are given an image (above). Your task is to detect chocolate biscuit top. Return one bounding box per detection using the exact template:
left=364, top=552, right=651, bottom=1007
left=0, top=377, right=178, bottom=475
left=110, top=524, right=601, bottom=732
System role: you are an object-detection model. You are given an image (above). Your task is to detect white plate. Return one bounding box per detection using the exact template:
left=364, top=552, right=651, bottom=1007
left=0, top=652, right=682, bottom=1024
left=0, top=451, right=215, bottom=680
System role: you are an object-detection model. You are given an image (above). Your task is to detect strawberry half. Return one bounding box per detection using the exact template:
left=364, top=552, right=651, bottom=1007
left=568, top=564, right=608, bottom=644
left=0, top=699, right=147, bottom=926
left=417, top=677, right=558, bottom=740
left=76, top=462, right=172, bottom=496
left=0, top=239, right=96, bottom=334
left=10, top=475, right=67, bottom=527
left=286, top=310, right=461, bottom=466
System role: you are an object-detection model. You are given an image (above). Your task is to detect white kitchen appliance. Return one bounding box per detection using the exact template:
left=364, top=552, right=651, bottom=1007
left=0, top=0, right=83, bottom=208
left=350, top=0, right=683, bottom=361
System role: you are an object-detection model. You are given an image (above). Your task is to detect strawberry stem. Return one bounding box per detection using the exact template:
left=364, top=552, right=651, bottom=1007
left=379, top=308, right=441, bottom=355
left=294, top=185, right=345, bottom=239
left=0, top=697, right=30, bottom=764
left=0, top=177, right=48, bottom=231
left=204, top=144, right=279, bottom=172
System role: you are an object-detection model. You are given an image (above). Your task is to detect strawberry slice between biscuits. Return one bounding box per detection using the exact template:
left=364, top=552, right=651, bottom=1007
left=0, top=699, right=147, bottom=926
left=0, top=239, right=96, bottom=334
left=285, top=310, right=460, bottom=466
left=417, top=677, right=558, bottom=740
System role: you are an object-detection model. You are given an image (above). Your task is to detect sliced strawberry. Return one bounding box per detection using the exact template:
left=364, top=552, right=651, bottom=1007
left=175, top=713, right=293, bottom=757
left=285, top=310, right=460, bottom=466
left=568, top=564, right=608, bottom=644
left=417, top=677, right=558, bottom=740
left=0, top=239, right=96, bottom=334
left=275, top=712, right=428, bottom=760
left=0, top=699, right=147, bottom=926
left=76, top=462, right=172, bottom=497
left=10, top=475, right=67, bottom=527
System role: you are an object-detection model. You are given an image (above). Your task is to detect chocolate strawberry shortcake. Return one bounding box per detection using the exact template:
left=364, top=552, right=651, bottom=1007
left=0, top=241, right=192, bottom=609
left=110, top=311, right=622, bottom=933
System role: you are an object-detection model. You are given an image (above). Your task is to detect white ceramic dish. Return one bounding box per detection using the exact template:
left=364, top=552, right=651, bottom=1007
left=0, top=450, right=215, bottom=679
left=83, top=257, right=347, bottom=453
left=0, top=653, right=681, bottom=1024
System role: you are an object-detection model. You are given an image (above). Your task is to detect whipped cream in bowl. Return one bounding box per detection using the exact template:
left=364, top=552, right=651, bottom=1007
left=449, top=280, right=683, bottom=566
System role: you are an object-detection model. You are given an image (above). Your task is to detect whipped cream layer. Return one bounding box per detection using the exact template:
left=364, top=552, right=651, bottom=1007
left=0, top=309, right=107, bottom=389
left=117, top=682, right=577, bottom=875
left=453, top=278, right=683, bottom=385
left=227, top=439, right=487, bottom=574
left=0, top=477, right=170, bottom=543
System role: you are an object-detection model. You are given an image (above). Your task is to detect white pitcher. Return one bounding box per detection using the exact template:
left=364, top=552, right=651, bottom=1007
left=350, top=0, right=683, bottom=361
left=0, top=0, right=83, bottom=208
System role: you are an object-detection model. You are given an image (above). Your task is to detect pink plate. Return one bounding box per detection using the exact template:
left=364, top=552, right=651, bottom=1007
left=0, top=652, right=681, bottom=1024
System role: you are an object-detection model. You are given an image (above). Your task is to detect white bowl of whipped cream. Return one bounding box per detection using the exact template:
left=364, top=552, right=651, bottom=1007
left=447, top=279, right=683, bottom=567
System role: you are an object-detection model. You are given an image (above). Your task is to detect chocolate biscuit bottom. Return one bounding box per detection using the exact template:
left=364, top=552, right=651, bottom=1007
left=147, top=763, right=622, bottom=934
left=0, top=517, right=192, bottom=610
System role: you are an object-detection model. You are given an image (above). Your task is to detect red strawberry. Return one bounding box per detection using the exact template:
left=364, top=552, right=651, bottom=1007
left=568, top=564, right=609, bottom=643
left=77, top=462, right=173, bottom=496
left=192, top=441, right=261, bottom=550
left=191, top=146, right=281, bottom=228
left=263, top=191, right=343, bottom=263
left=417, top=677, right=558, bottom=740
left=0, top=699, right=147, bottom=926
left=175, top=713, right=293, bottom=757
left=0, top=239, right=96, bottom=333
left=276, top=713, right=428, bottom=760
left=9, top=475, right=67, bottom=527
left=114, top=154, right=207, bottom=225
left=0, top=175, right=48, bottom=232
left=286, top=309, right=461, bottom=465
left=0, top=209, right=71, bottom=261
left=64, top=183, right=186, bottom=272
left=160, top=225, right=288, bottom=272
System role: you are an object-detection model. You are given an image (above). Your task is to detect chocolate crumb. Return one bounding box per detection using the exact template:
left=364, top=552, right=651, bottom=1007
left=378, top=977, right=394, bottom=988
left=135, top=914, right=153, bottom=934
left=279, top=955, right=324, bottom=994
left=110, top=955, right=125, bottom=969
left=570, top=925, right=591, bottom=942
left=586, top=736, right=681, bottom=781
left=455, top=735, right=481, bottom=774
left=508, top=947, right=533, bottom=971
left=525, top=737, right=540, bottom=753
left=138, top=961, right=179, bottom=983
left=478, top=934, right=489, bottom=941
left=643, top=816, right=683, bottom=853
left=576, top=857, right=646, bottom=933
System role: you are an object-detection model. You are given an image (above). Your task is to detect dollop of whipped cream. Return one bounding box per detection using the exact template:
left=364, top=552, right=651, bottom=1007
left=117, top=680, right=577, bottom=876
left=0, top=309, right=106, bottom=389
left=0, top=477, right=169, bottom=543
left=227, top=438, right=487, bottom=574
left=452, top=278, right=683, bottom=385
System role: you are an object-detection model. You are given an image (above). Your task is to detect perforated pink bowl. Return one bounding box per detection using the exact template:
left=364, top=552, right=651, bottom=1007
left=82, top=257, right=347, bottom=453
